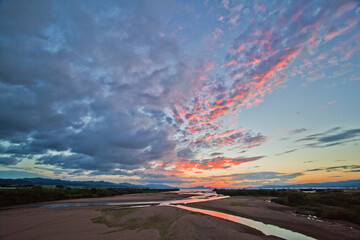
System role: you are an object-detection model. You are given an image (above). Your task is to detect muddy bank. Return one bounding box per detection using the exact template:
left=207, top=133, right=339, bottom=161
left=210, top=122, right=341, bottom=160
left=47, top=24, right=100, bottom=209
left=0, top=205, right=280, bottom=240
left=1, top=193, right=359, bottom=240
left=188, top=196, right=360, bottom=240
left=40, top=191, right=187, bottom=204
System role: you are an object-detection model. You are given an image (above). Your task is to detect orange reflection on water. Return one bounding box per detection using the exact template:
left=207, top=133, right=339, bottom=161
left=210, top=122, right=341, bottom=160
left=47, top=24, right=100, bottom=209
left=173, top=205, right=316, bottom=240
left=175, top=205, right=239, bottom=223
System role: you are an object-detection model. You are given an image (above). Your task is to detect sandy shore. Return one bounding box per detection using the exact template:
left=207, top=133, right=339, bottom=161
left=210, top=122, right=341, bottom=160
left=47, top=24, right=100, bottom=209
left=189, top=196, right=360, bottom=240
left=38, top=191, right=189, bottom=204
left=1, top=193, right=359, bottom=240
left=0, top=205, right=279, bottom=240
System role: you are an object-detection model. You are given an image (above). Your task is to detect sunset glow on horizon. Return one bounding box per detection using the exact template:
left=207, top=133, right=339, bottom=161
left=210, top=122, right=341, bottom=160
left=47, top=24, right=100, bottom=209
left=0, top=0, right=359, bottom=188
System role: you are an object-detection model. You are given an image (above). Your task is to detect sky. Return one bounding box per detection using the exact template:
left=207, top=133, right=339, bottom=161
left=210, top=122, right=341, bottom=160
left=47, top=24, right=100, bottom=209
left=0, top=0, right=359, bottom=188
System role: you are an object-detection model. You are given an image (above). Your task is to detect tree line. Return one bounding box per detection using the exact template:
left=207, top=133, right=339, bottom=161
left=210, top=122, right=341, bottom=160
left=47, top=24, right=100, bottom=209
left=215, top=188, right=360, bottom=225
left=0, top=186, right=178, bottom=207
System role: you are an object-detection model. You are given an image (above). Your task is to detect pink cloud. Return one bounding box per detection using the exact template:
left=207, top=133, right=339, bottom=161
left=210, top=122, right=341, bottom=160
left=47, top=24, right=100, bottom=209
left=336, top=1, right=357, bottom=17
left=325, top=20, right=357, bottom=40
left=291, top=9, right=303, bottom=22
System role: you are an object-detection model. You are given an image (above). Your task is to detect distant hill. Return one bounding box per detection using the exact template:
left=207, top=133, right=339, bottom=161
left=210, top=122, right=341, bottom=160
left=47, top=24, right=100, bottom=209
left=189, top=186, right=213, bottom=189
left=254, top=179, right=360, bottom=189
left=0, top=177, right=176, bottom=189
left=179, top=186, right=213, bottom=189
left=143, top=184, right=177, bottom=189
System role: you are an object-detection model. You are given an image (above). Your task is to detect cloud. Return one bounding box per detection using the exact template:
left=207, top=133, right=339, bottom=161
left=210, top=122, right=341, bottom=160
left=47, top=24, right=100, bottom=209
left=174, top=0, right=359, bottom=144
left=296, top=128, right=360, bottom=148
left=172, top=156, right=264, bottom=173
left=190, top=171, right=303, bottom=188
left=306, top=165, right=360, bottom=173
left=325, top=20, right=357, bottom=40
left=274, top=149, right=298, bottom=156
left=283, top=128, right=307, bottom=135
left=0, top=0, right=358, bottom=184
left=210, top=152, right=223, bottom=156
left=0, top=156, right=21, bottom=165
left=318, top=129, right=360, bottom=143
left=232, top=172, right=303, bottom=183
left=0, top=1, right=200, bottom=173
left=350, top=74, right=360, bottom=81
left=194, top=128, right=267, bottom=150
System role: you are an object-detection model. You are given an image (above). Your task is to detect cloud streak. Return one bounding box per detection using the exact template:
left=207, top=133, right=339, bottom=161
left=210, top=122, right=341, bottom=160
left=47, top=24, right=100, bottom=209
left=296, top=128, right=360, bottom=148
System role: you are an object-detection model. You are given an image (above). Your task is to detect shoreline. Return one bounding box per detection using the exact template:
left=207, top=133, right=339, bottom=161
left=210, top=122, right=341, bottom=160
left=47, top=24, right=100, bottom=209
left=1, top=193, right=359, bottom=240
left=188, top=196, right=360, bottom=240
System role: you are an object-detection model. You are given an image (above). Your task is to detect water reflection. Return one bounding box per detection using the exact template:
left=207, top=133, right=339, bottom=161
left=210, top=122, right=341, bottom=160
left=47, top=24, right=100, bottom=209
left=1, top=189, right=316, bottom=239
left=1, top=189, right=227, bottom=209
left=174, top=205, right=316, bottom=240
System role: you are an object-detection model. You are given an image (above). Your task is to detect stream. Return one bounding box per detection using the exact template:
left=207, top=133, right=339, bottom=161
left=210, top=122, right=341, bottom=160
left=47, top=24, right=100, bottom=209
left=2, top=189, right=316, bottom=240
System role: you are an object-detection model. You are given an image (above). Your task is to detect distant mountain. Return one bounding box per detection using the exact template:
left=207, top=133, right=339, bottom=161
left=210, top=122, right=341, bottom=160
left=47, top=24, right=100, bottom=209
left=144, top=184, right=176, bottom=189
left=183, top=186, right=213, bottom=189
left=254, top=179, right=360, bottom=189
left=0, top=177, right=176, bottom=189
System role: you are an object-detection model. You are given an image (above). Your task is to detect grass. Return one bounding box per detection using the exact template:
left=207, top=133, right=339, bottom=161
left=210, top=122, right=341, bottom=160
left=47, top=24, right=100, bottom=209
left=91, top=215, right=114, bottom=227
left=122, top=218, right=141, bottom=230
left=91, top=207, right=185, bottom=239
left=142, top=214, right=171, bottom=237
left=230, top=201, right=249, bottom=207
left=91, top=208, right=169, bottom=232
left=91, top=208, right=138, bottom=228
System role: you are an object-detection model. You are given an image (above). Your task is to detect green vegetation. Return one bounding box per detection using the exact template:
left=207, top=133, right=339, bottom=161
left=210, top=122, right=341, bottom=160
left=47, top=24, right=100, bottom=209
left=0, top=186, right=177, bottom=207
left=273, top=191, right=360, bottom=224
left=215, top=188, right=360, bottom=224
left=92, top=208, right=183, bottom=239
left=230, top=201, right=249, bottom=207
left=91, top=209, right=138, bottom=227
left=91, top=215, right=114, bottom=227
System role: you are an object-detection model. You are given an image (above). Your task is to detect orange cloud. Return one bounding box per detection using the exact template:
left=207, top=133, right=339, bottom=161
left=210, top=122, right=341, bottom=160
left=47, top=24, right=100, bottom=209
left=196, top=128, right=243, bottom=142
left=172, top=156, right=263, bottom=172
left=251, top=46, right=300, bottom=88
left=208, top=107, right=230, bottom=122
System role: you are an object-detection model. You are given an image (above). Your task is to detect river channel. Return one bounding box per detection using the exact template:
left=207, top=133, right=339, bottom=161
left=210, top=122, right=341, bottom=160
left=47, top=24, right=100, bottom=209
left=3, top=189, right=316, bottom=240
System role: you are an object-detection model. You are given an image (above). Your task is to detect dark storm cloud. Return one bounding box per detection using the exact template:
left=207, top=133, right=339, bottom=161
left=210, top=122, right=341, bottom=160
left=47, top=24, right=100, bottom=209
left=0, top=0, right=200, bottom=173
left=0, top=156, right=21, bottom=165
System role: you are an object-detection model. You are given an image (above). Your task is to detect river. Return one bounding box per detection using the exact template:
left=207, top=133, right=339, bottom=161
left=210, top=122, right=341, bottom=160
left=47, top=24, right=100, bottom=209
left=3, top=189, right=316, bottom=240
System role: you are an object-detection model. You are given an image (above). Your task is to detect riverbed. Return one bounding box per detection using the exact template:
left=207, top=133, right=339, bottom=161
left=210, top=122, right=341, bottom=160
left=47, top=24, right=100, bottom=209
left=0, top=189, right=359, bottom=240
